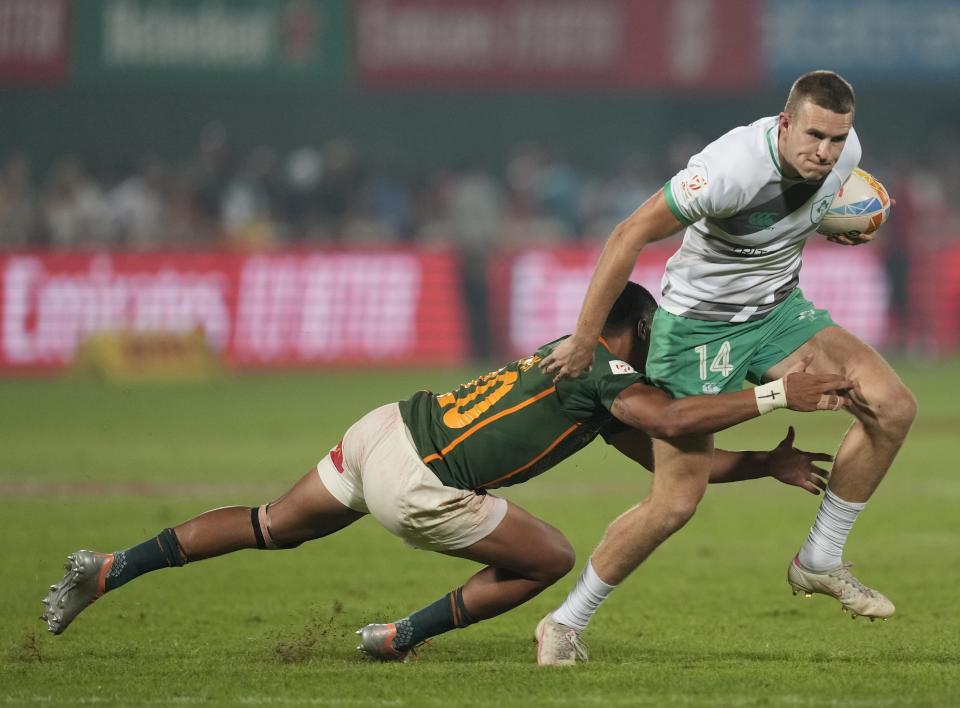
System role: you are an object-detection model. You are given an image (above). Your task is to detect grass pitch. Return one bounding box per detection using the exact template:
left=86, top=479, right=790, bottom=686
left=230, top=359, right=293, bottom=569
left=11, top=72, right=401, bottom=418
left=2, top=361, right=959, bottom=706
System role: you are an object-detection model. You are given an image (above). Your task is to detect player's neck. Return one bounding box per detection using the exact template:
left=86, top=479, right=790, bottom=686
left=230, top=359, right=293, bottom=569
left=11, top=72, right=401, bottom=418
left=600, top=329, right=633, bottom=362
left=776, top=128, right=803, bottom=180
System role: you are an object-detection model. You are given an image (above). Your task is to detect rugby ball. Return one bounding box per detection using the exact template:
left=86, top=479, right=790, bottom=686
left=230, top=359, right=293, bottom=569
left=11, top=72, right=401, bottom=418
left=817, top=167, right=891, bottom=237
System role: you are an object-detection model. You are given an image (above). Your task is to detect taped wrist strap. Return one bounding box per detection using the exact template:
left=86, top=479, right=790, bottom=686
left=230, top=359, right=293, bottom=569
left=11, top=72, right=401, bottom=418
left=754, top=378, right=787, bottom=415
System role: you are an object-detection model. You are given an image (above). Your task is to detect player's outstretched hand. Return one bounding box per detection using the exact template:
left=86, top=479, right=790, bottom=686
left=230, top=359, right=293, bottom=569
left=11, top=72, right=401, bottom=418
left=783, top=370, right=853, bottom=411
left=539, top=336, right=595, bottom=382
left=767, top=426, right=832, bottom=495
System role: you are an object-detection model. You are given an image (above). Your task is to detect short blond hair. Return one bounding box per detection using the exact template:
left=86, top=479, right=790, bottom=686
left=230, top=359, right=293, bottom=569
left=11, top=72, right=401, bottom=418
left=784, top=70, right=855, bottom=117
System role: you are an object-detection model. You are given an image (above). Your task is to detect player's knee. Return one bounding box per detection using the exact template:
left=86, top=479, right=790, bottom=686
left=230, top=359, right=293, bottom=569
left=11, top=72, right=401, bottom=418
left=531, top=536, right=576, bottom=584
left=250, top=504, right=303, bottom=550
left=658, top=496, right=700, bottom=532
left=549, top=538, right=577, bottom=581
left=885, top=385, right=918, bottom=434
left=860, top=380, right=918, bottom=440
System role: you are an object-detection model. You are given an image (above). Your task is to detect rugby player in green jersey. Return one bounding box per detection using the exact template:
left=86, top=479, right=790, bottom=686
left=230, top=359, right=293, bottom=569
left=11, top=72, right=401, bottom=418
left=41, top=282, right=851, bottom=662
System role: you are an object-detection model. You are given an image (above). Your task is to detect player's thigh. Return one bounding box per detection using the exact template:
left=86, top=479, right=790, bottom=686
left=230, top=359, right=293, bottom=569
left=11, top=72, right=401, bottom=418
left=265, top=468, right=366, bottom=545
left=649, top=433, right=714, bottom=512
left=353, top=409, right=510, bottom=552
left=744, top=289, right=836, bottom=384
left=764, top=325, right=885, bottom=380
left=444, top=501, right=575, bottom=582
left=762, top=326, right=916, bottom=424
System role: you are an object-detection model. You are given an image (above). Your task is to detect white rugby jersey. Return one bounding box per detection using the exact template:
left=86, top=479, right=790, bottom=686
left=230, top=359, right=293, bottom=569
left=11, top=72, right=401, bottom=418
left=661, top=115, right=861, bottom=322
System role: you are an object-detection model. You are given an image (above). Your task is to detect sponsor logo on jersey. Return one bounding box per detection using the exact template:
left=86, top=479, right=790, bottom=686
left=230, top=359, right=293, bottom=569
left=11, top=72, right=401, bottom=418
left=811, top=194, right=834, bottom=223
left=797, top=309, right=817, bottom=321
left=609, top=359, right=636, bottom=375
left=730, top=245, right=770, bottom=257
left=701, top=382, right=722, bottom=394
left=747, top=211, right=777, bottom=229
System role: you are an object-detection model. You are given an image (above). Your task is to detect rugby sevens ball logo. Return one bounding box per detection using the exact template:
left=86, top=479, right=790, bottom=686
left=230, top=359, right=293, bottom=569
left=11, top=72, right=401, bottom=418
left=679, top=174, right=707, bottom=201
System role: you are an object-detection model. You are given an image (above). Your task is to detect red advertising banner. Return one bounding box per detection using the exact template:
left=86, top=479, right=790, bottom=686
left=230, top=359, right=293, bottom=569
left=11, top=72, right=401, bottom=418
left=355, top=0, right=760, bottom=90
left=923, top=244, right=960, bottom=354
left=489, top=243, right=890, bottom=359
left=0, top=250, right=468, bottom=372
left=0, top=0, right=68, bottom=85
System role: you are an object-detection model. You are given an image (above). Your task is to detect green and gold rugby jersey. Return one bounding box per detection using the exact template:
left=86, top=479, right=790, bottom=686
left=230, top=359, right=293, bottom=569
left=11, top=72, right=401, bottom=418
left=399, top=338, right=646, bottom=491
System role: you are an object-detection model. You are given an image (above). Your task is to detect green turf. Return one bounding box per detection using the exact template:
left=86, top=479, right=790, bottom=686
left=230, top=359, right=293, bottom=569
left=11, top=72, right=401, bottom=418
left=2, top=361, right=959, bottom=706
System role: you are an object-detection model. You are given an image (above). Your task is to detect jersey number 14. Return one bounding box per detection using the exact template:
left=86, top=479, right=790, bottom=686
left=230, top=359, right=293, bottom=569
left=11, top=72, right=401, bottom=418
left=695, top=341, right=733, bottom=379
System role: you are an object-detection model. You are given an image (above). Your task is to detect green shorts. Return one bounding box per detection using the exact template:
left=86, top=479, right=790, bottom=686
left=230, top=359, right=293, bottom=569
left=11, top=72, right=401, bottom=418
left=645, top=289, right=836, bottom=398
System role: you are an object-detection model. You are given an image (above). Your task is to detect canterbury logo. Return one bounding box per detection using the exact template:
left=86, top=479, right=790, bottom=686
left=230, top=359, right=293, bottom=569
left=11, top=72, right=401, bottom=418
left=747, top=211, right=777, bottom=228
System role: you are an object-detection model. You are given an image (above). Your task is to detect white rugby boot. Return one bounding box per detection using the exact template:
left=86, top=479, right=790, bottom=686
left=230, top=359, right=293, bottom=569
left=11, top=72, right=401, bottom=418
left=788, top=555, right=895, bottom=620
left=535, top=614, right=588, bottom=666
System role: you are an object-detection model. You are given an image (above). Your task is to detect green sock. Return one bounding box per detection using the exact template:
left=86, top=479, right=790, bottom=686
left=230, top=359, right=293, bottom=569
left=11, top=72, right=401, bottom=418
left=393, top=586, right=475, bottom=650
left=103, top=528, right=186, bottom=592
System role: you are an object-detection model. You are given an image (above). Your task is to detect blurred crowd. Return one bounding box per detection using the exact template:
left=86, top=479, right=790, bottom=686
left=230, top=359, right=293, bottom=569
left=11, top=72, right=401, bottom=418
left=0, top=120, right=951, bottom=255
left=0, top=123, right=960, bottom=256
left=1, top=121, right=959, bottom=256
left=0, top=129, right=645, bottom=253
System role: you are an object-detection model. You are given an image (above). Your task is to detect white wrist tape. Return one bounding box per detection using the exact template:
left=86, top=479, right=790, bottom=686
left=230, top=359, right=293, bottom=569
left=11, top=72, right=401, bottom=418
left=754, top=378, right=787, bottom=415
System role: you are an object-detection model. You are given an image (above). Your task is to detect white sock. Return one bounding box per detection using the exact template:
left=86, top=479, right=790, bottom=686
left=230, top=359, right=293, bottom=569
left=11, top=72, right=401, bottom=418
left=551, top=559, right=617, bottom=632
left=797, top=488, right=866, bottom=572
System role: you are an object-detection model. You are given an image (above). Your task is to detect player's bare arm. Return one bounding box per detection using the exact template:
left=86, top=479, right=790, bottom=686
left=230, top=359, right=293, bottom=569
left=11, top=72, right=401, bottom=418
left=608, top=371, right=852, bottom=439
left=608, top=425, right=830, bottom=495
left=539, top=190, right=684, bottom=381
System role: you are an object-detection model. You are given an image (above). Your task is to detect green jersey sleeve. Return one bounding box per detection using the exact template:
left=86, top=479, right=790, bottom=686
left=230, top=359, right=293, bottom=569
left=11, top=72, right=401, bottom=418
left=555, top=340, right=646, bottom=423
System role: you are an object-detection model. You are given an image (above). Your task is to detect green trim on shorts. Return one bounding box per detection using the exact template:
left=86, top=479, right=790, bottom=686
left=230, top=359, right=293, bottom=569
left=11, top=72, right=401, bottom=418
left=645, top=289, right=837, bottom=398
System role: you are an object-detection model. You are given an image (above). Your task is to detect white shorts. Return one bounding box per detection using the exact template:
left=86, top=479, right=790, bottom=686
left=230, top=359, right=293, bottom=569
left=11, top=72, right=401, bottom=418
left=317, top=403, right=508, bottom=551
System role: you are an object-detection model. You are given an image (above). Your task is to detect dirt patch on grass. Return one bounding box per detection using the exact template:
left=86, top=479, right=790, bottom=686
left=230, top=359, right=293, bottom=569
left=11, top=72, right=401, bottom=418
left=273, top=601, right=345, bottom=664
left=8, top=631, right=44, bottom=663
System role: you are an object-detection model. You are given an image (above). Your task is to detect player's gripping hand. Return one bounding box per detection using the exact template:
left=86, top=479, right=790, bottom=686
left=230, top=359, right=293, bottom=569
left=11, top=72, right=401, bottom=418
left=784, top=371, right=853, bottom=411
left=766, top=426, right=832, bottom=495
left=539, top=335, right=595, bottom=382
left=826, top=232, right=875, bottom=246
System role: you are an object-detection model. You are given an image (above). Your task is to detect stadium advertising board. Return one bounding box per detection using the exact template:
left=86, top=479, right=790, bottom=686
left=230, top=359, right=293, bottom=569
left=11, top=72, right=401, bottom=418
left=765, top=0, right=960, bottom=83
left=490, top=244, right=890, bottom=358
left=0, top=251, right=467, bottom=372
left=925, top=245, right=960, bottom=353
left=0, top=0, right=69, bottom=85
left=72, top=0, right=348, bottom=86
left=355, top=0, right=760, bottom=90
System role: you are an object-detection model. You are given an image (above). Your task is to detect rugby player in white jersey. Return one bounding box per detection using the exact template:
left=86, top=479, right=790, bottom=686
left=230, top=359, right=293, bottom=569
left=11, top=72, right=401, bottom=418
left=537, top=71, right=917, bottom=665
left=41, top=283, right=851, bottom=662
